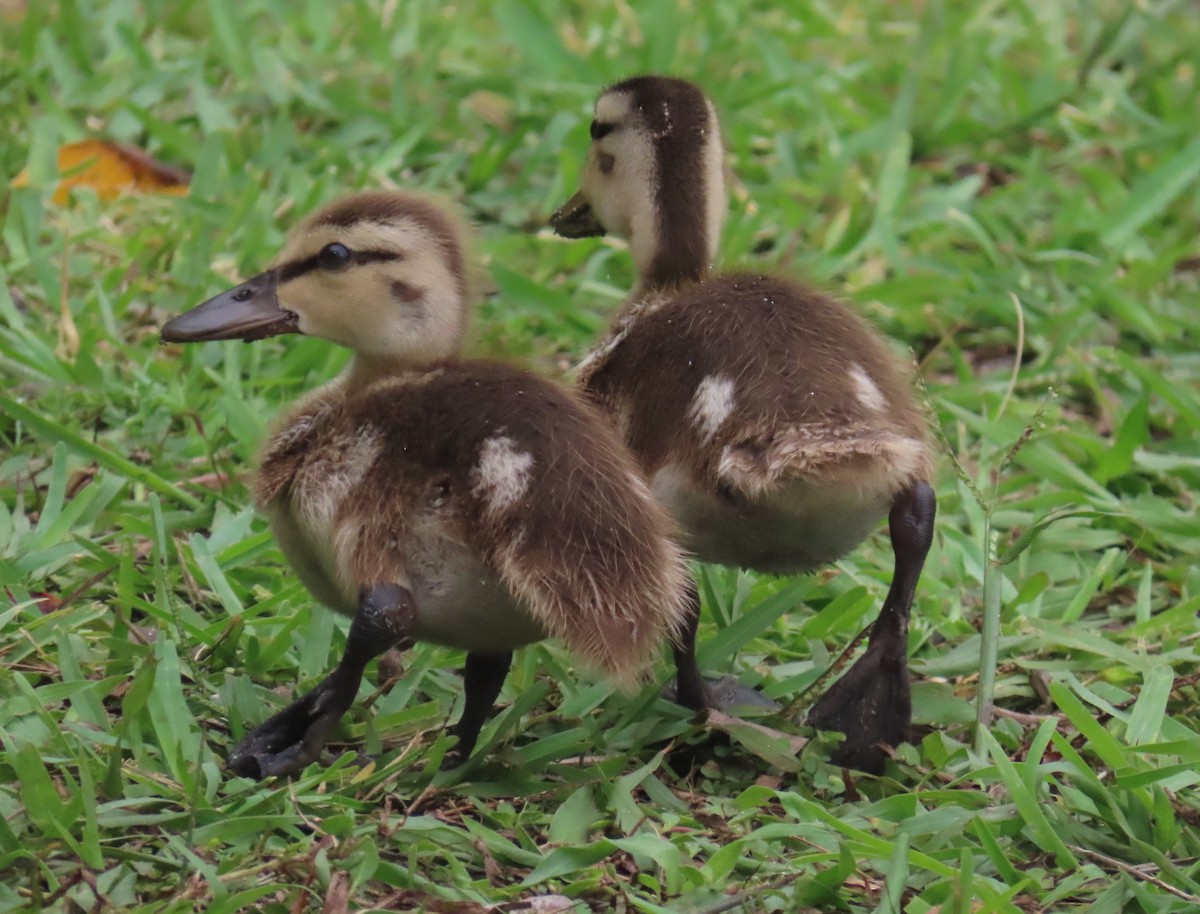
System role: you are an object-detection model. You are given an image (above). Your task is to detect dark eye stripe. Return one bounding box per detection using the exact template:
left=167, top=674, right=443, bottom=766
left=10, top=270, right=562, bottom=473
left=590, top=120, right=614, bottom=140
left=277, top=249, right=401, bottom=283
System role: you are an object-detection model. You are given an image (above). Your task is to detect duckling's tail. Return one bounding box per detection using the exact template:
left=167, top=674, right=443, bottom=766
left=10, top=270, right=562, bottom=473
left=486, top=467, right=693, bottom=689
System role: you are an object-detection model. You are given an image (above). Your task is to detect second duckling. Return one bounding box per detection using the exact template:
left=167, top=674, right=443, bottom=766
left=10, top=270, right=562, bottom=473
left=552, top=76, right=937, bottom=773
left=162, top=190, right=691, bottom=779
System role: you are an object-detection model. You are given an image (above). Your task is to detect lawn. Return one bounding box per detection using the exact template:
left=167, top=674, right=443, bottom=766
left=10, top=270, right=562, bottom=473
left=1, top=0, right=1199, bottom=911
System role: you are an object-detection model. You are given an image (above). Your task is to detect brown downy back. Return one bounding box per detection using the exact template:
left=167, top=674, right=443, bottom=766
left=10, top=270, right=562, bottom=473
left=580, top=272, right=932, bottom=493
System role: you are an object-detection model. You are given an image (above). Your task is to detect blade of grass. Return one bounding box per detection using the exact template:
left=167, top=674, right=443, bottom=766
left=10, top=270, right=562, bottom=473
left=0, top=396, right=202, bottom=509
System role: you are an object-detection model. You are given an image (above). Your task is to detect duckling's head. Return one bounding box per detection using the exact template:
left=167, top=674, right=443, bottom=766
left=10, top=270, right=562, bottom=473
left=551, top=75, right=726, bottom=289
left=162, top=190, right=477, bottom=374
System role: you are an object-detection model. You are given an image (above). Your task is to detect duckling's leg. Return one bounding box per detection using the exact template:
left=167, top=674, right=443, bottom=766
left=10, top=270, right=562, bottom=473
left=671, top=581, right=709, bottom=710
left=441, top=651, right=512, bottom=770
left=806, top=480, right=936, bottom=773
left=227, top=583, right=416, bottom=779
left=670, top=579, right=782, bottom=712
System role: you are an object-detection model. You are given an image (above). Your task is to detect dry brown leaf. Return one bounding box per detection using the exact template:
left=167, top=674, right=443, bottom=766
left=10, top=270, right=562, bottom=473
left=320, top=872, right=351, bottom=914
left=474, top=839, right=501, bottom=887
left=375, top=893, right=491, bottom=913
left=12, top=139, right=190, bottom=205
left=464, top=90, right=515, bottom=130
left=184, top=470, right=248, bottom=490
left=65, top=465, right=98, bottom=498
left=4, top=590, right=63, bottom=615
left=56, top=241, right=79, bottom=361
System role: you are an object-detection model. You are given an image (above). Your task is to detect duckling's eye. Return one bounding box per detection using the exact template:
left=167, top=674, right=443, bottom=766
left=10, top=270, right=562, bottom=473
left=590, top=120, right=614, bottom=141
left=318, top=243, right=352, bottom=271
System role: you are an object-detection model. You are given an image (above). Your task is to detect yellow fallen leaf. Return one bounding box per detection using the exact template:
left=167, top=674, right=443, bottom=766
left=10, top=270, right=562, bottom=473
left=0, top=0, right=25, bottom=23
left=11, top=139, right=190, bottom=204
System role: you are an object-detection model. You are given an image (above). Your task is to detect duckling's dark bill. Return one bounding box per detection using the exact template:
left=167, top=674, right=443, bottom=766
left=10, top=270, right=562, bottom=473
left=549, top=192, right=606, bottom=238
left=160, top=271, right=299, bottom=343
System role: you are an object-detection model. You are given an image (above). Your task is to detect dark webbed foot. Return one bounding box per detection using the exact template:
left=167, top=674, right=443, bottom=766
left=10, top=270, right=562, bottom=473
left=806, top=480, right=936, bottom=773
left=440, top=651, right=511, bottom=771
left=228, top=670, right=359, bottom=778
left=664, top=674, right=781, bottom=712
left=227, top=583, right=416, bottom=779
left=806, top=628, right=911, bottom=773
left=703, top=675, right=781, bottom=711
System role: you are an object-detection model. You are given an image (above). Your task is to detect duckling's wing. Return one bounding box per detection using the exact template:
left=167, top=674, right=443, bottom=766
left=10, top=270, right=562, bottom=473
left=715, top=422, right=930, bottom=500
left=254, top=382, right=347, bottom=506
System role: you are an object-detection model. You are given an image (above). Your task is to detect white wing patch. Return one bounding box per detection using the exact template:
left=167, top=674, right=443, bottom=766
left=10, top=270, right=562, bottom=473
left=689, top=375, right=736, bottom=441
left=473, top=435, right=534, bottom=513
left=849, top=364, right=887, bottom=412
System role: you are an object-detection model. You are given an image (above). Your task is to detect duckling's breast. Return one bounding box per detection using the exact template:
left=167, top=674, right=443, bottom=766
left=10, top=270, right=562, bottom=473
left=265, top=500, right=357, bottom=615
left=402, top=514, right=547, bottom=651
left=269, top=497, right=546, bottom=650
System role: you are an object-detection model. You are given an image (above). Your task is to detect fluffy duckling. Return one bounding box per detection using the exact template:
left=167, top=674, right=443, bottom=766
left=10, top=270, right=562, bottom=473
left=551, top=76, right=936, bottom=773
left=161, top=190, right=691, bottom=779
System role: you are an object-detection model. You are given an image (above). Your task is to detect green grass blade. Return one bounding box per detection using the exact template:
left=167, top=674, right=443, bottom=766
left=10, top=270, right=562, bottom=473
left=0, top=396, right=202, bottom=509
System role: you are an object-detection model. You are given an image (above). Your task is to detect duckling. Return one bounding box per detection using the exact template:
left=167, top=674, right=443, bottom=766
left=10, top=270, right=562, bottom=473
left=550, top=76, right=937, bottom=773
left=161, top=190, right=691, bottom=779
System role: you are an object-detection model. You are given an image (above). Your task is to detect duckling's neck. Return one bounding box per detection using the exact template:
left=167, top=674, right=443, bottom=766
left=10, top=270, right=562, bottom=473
left=633, top=154, right=726, bottom=294
left=345, top=353, right=431, bottom=394
left=633, top=216, right=711, bottom=293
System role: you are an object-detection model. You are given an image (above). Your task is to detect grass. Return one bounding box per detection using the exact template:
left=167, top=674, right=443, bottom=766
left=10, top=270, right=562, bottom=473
left=1, top=0, right=1199, bottom=910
